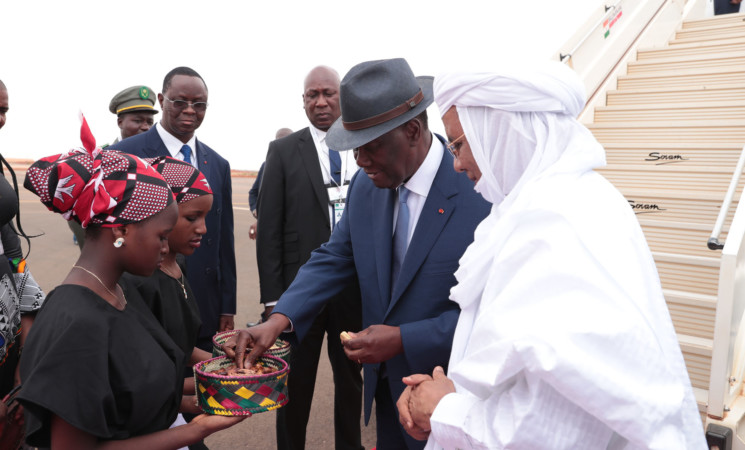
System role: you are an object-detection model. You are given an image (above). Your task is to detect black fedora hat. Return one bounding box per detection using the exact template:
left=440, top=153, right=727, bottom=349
left=327, top=58, right=433, bottom=151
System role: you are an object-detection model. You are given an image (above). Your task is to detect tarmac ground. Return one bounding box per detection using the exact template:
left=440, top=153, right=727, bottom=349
left=15, top=172, right=378, bottom=449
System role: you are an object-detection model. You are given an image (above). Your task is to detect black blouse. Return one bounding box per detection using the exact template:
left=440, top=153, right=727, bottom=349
left=18, top=285, right=184, bottom=447
left=120, top=265, right=202, bottom=370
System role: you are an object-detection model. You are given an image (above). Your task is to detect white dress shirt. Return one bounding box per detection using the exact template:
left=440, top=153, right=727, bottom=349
left=395, top=134, right=444, bottom=247
left=155, top=123, right=197, bottom=167
left=308, top=124, right=357, bottom=224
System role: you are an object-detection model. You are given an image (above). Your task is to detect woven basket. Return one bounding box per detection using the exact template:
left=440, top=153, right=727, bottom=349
left=211, top=330, right=291, bottom=363
left=194, top=355, right=289, bottom=416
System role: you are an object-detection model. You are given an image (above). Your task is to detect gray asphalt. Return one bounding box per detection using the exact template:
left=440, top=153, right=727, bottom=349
left=16, top=172, right=377, bottom=449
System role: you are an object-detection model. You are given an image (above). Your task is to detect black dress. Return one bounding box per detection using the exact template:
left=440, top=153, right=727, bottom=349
left=18, top=285, right=184, bottom=447
left=120, top=265, right=202, bottom=370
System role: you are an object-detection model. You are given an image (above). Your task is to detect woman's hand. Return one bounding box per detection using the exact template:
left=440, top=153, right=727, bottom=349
left=191, top=413, right=247, bottom=437
left=180, top=395, right=202, bottom=415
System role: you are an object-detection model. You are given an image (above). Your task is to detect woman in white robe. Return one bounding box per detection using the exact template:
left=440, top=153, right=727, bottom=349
left=396, top=61, right=706, bottom=450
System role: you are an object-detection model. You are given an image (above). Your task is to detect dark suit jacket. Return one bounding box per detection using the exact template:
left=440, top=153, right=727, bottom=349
left=248, top=162, right=264, bottom=213
left=257, top=128, right=346, bottom=301
left=109, top=125, right=237, bottom=343
left=273, top=139, right=491, bottom=421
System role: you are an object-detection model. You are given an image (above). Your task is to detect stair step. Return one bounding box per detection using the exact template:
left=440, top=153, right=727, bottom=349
left=601, top=143, right=744, bottom=167
left=693, top=387, right=708, bottom=413
left=594, top=103, right=745, bottom=123
left=679, top=334, right=715, bottom=391
left=613, top=191, right=735, bottom=227
left=627, top=52, right=745, bottom=75
left=682, top=13, right=745, bottom=29
left=588, top=121, right=745, bottom=143
left=637, top=37, right=745, bottom=60
left=655, top=258, right=720, bottom=296
left=674, top=22, right=745, bottom=42
left=642, top=224, right=728, bottom=259
left=606, top=85, right=745, bottom=106
left=617, top=68, right=745, bottom=89
left=679, top=334, right=714, bottom=357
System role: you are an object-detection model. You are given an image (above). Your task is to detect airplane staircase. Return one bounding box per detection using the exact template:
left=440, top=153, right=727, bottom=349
left=584, top=11, right=745, bottom=422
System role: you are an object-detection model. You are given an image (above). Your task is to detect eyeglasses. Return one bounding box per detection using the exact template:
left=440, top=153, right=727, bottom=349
left=446, top=133, right=466, bottom=158
left=163, top=95, right=208, bottom=113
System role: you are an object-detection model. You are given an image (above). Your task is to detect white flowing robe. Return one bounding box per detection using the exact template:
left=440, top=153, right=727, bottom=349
left=426, top=65, right=706, bottom=449
left=425, top=137, right=706, bottom=450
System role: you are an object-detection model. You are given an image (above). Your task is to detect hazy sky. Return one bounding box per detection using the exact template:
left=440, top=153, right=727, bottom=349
left=2, top=0, right=604, bottom=171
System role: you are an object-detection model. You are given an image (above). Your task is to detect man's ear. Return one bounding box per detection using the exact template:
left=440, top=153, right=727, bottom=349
left=405, top=118, right=422, bottom=144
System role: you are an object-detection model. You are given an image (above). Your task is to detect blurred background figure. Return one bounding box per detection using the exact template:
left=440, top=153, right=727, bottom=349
left=714, top=0, right=742, bottom=14
left=248, top=127, right=293, bottom=241
left=0, top=78, right=46, bottom=450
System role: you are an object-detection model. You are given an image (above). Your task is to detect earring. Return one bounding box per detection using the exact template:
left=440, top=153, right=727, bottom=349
left=114, top=237, right=124, bottom=248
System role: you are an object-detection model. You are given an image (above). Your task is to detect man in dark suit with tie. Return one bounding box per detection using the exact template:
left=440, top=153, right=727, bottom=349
left=110, top=66, right=237, bottom=352
left=257, top=66, right=363, bottom=450
left=229, top=59, right=490, bottom=449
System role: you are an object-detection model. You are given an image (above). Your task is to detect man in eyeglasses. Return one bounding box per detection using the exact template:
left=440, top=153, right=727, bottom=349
left=111, top=67, right=237, bottom=357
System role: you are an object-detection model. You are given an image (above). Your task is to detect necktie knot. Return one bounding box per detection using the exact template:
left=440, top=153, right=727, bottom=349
left=398, top=186, right=410, bottom=204
left=181, top=145, right=193, bottom=165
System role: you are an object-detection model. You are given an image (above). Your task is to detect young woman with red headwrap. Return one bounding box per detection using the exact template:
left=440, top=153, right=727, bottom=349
left=18, top=146, right=243, bottom=449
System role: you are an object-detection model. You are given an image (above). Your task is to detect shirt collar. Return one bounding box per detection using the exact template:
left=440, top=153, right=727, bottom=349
left=308, top=124, right=328, bottom=149
left=403, top=133, right=444, bottom=198
left=155, top=122, right=197, bottom=159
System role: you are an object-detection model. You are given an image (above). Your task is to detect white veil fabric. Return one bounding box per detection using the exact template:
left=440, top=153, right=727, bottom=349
left=423, top=62, right=705, bottom=449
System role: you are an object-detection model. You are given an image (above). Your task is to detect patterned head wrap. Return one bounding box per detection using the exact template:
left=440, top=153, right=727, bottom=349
left=145, top=156, right=213, bottom=204
left=24, top=147, right=174, bottom=228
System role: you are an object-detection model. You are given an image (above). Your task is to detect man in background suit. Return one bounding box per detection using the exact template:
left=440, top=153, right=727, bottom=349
left=257, top=66, right=363, bottom=450
left=110, top=66, right=237, bottom=352
left=229, top=59, right=491, bottom=449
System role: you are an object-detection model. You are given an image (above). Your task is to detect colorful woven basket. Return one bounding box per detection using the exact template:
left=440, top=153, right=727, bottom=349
left=194, top=355, right=289, bottom=416
left=211, top=329, right=291, bottom=363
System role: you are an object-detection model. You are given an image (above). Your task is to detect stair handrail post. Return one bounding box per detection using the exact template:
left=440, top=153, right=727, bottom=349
left=708, top=144, right=745, bottom=250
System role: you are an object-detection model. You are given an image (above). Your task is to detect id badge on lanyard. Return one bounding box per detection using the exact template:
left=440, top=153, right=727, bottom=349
left=327, top=183, right=349, bottom=227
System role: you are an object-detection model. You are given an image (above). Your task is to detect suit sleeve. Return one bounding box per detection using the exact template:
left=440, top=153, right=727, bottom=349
left=248, top=163, right=264, bottom=212
left=219, top=160, right=237, bottom=315
left=271, top=172, right=359, bottom=342
left=256, top=143, right=286, bottom=303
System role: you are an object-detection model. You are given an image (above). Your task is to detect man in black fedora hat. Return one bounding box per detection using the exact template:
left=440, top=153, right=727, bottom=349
left=229, top=58, right=490, bottom=449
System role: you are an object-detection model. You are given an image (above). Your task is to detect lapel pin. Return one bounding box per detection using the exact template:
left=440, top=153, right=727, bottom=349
left=438, top=208, right=444, bottom=214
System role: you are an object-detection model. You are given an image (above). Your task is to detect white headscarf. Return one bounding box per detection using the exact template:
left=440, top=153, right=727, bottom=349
left=435, top=61, right=607, bottom=310
left=434, top=61, right=604, bottom=206
left=428, top=61, right=704, bottom=449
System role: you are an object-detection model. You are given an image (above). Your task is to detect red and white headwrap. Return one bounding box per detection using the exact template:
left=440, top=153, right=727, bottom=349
left=24, top=114, right=174, bottom=228
left=145, top=156, right=213, bottom=204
